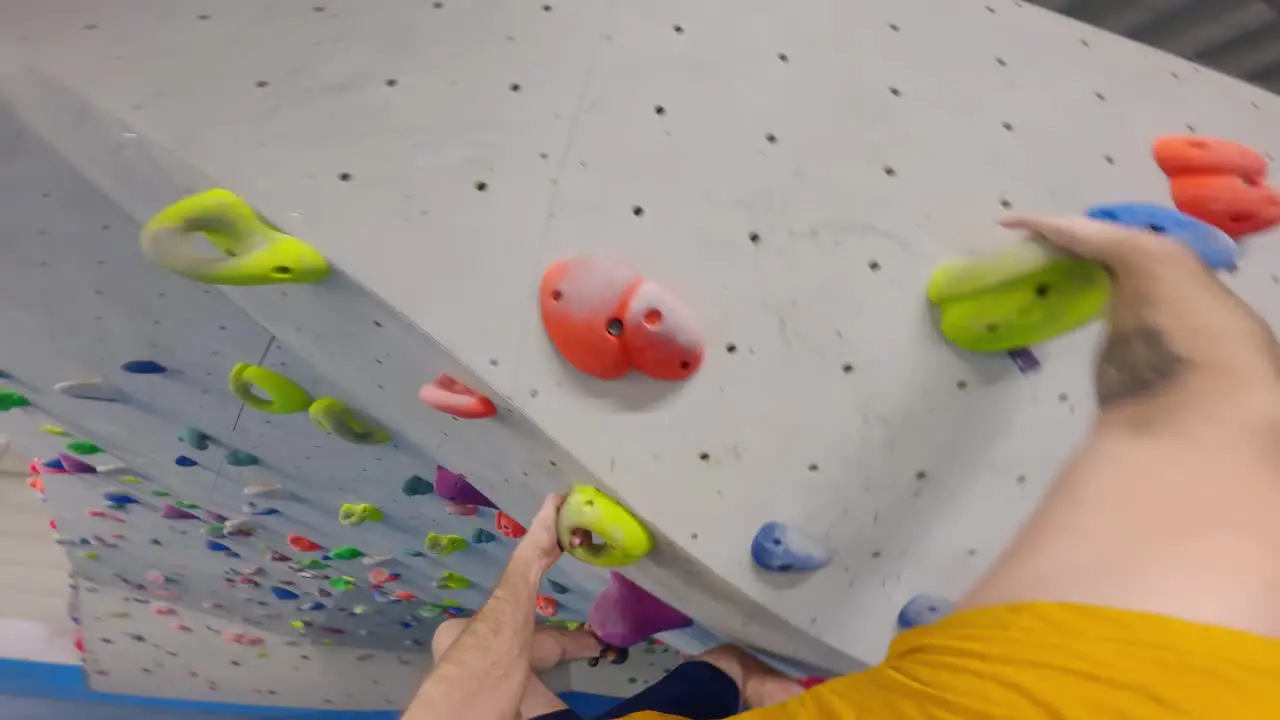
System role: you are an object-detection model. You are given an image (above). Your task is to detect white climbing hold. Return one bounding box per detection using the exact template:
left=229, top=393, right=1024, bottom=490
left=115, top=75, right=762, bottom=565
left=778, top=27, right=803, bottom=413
left=224, top=518, right=254, bottom=535
left=96, top=463, right=126, bottom=474
left=243, top=484, right=283, bottom=497
left=360, top=555, right=393, bottom=566
left=54, top=379, right=122, bottom=401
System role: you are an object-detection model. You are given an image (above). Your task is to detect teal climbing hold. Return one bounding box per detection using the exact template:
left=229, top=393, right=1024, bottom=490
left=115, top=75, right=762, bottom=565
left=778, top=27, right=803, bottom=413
left=179, top=427, right=211, bottom=451
left=224, top=449, right=259, bottom=467
left=402, top=474, right=434, bottom=497
left=66, top=441, right=103, bottom=455
left=546, top=580, right=570, bottom=595
left=471, top=528, right=497, bottom=544
left=403, top=549, right=425, bottom=558
left=0, top=390, right=31, bottom=411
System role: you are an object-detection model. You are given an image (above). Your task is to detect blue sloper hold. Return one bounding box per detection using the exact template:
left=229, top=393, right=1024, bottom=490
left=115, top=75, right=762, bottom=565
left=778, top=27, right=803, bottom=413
left=225, top=449, right=259, bottom=467
left=471, top=528, right=497, bottom=544
left=271, top=586, right=300, bottom=600
left=42, top=457, right=66, bottom=471
left=206, top=540, right=232, bottom=553
left=102, top=491, right=139, bottom=505
left=1086, top=202, right=1238, bottom=271
left=897, top=594, right=955, bottom=631
left=750, top=522, right=832, bottom=572
left=299, top=601, right=326, bottom=612
left=120, top=360, right=168, bottom=374
left=175, top=456, right=198, bottom=467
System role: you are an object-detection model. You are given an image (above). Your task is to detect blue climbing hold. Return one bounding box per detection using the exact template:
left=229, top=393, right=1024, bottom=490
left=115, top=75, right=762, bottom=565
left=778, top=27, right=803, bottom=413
left=225, top=449, right=259, bottom=467
left=245, top=504, right=280, bottom=516
left=206, top=540, right=233, bottom=553
left=179, top=427, right=211, bottom=451
left=42, top=457, right=65, bottom=471
left=897, top=594, right=955, bottom=631
left=120, top=360, right=168, bottom=374
left=299, top=601, right=326, bottom=612
left=750, top=522, right=832, bottom=572
left=102, top=491, right=139, bottom=505
left=399, top=620, right=417, bottom=629
left=471, top=528, right=497, bottom=544
left=270, top=586, right=300, bottom=600
left=174, top=455, right=198, bottom=467
left=1086, top=202, right=1238, bottom=271
left=371, top=589, right=400, bottom=604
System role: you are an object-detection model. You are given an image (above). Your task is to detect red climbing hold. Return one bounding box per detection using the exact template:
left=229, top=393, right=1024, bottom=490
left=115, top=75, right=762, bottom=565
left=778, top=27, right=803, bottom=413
left=495, top=512, right=526, bottom=539
left=1153, top=136, right=1269, bottom=178
left=1168, top=174, right=1280, bottom=240
left=540, top=258, right=703, bottom=381
left=287, top=534, right=322, bottom=552
left=418, top=375, right=497, bottom=419
left=392, top=590, right=417, bottom=601
left=536, top=595, right=559, bottom=618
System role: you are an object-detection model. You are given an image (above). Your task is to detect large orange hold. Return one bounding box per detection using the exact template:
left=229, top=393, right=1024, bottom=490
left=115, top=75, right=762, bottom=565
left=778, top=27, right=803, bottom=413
left=540, top=258, right=703, bottom=381
left=1154, top=136, right=1269, bottom=178
left=1168, top=174, right=1280, bottom=240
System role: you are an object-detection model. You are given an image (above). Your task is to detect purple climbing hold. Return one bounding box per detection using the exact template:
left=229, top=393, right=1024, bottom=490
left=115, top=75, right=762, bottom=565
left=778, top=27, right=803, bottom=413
left=175, top=455, right=198, bottom=467
left=434, top=465, right=497, bottom=509
left=160, top=504, right=199, bottom=520
left=588, top=572, right=692, bottom=647
left=206, top=540, right=233, bottom=553
left=206, top=511, right=229, bottom=524
left=121, top=360, right=167, bottom=374
left=270, top=586, right=300, bottom=601
left=57, top=453, right=98, bottom=474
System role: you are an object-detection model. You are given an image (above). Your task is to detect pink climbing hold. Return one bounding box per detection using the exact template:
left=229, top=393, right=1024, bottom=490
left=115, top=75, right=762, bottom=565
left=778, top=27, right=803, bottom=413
left=434, top=465, right=497, bottom=509
left=588, top=572, right=692, bottom=647
left=160, top=504, right=199, bottom=520
left=445, top=503, right=479, bottom=516
left=419, top=374, right=497, bottom=419
left=174, top=623, right=193, bottom=632
left=151, top=589, right=179, bottom=600
left=222, top=628, right=265, bottom=646
left=145, top=570, right=169, bottom=585
left=57, top=453, right=98, bottom=474
left=86, top=509, right=127, bottom=523
left=151, top=604, right=177, bottom=616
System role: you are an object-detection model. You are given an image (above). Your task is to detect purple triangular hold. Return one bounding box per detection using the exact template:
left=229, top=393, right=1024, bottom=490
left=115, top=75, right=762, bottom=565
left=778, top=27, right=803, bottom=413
left=588, top=572, right=692, bottom=647
left=57, top=453, right=98, bottom=474
left=434, top=466, right=497, bottom=509
left=160, top=503, right=199, bottom=520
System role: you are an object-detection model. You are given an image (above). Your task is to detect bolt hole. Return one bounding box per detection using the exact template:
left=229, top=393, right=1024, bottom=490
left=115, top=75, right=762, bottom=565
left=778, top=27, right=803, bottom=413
left=270, top=266, right=293, bottom=278
left=255, top=80, right=270, bottom=88
left=672, top=24, right=684, bottom=34
left=765, top=132, right=778, bottom=144
left=748, top=232, right=761, bottom=244
left=642, top=309, right=663, bottom=328
left=474, top=181, right=488, bottom=192
left=725, top=343, right=738, bottom=354
left=385, top=78, right=399, bottom=87
left=777, top=52, right=789, bottom=63
left=841, top=362, right=854, bottom=374
left=509, top=82, right=522, bottom=92
left=882, top=165, right=897, bottom=177
left=197, top=14, right=211, bottom=19
left=631, top=205, right=645, bottom=217
left=338, top=172, right=352, bottom=182
left=956, top=380, right=969, bottom=390
left=808, top=463, right=819, bottom=472
left=654, top=104, right=666, bottom=115
left=771, top=538, right=782, bottom=546
left=698, top=452, right=710, bottom=462
left=1103, top=155, right=1115, bottom=165
left=1186, top=123, right=1196, bottom=132
left=867, top=260, right=881, bottom=272
left=1080, top=39, right=1090, bottom=47
left=888, top=22, right=901, bottom=32
left=1094, top=91, right=1106, bottom=101
left=888, top=86, right=901, bottom=97
left=606, top=318, right=624, bottom=336
left=999, top=198, right=1013, bottom=210
left=1252, top=101, right=1261, bottom=110
left=1034, top=283, right=1049, bottom=298
left=995, top=57, right=1007, bottom=67
left=1171, top=71, right=1180, bottom=80
left=550, top=289, right=563, bottom=302
left=1001, top=121, right=1014, bottom=132
left=915, top=470, right=927, bottom=480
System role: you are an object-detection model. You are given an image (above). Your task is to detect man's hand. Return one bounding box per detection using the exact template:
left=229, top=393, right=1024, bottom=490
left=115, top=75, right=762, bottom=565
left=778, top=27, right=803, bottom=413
left=513, top=493, right=567, bottom=574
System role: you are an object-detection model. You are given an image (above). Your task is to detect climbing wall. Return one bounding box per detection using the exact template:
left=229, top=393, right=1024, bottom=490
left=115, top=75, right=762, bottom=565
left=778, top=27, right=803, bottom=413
left=6, top=0, right=1280, bottom=681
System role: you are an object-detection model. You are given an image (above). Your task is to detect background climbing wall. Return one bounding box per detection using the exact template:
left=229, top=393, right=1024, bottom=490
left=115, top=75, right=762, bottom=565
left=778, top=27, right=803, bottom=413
left=6, top=0, right=1280, bottom=678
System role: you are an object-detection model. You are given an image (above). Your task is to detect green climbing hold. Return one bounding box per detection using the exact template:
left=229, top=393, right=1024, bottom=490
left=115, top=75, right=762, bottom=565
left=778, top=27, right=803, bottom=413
left=66, top=441, right=103, bottom=455
left=401, top=475, right=434, bottom=497
left=546, top=580, right=569, bottom=595
left=204, top=524, right=226, bottom=537
left=298, top=558, right=331, bottom=570
left=330, top=546, right=364, bottom=560
left=403, top=549, right=426, bottom=558
left=179, top=427, right=211, bottom=450
left=440, top=598, right=462, bottom=608
left=0, top=390, right=31, bottom=411
left=435, top=571, right=472, bottom=590
left=546, top=619, right=584, bottom=631
left=417, top=605, right=445, bottom=618
left=83, top=551, right=100, bottom=560
left=150, top=489, right=172, bottom=497
left=225, top=449, right=259, bottom=467
left=174, top=500, right=201, bottom=510
left=425, top=533, right=468, bottom=557
left=329, top=576, right=357, bottom=591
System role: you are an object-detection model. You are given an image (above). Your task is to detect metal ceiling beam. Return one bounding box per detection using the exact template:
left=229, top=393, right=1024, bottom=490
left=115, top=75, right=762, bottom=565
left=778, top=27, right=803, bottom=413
left=1196, top=19, right=1280, bottom=77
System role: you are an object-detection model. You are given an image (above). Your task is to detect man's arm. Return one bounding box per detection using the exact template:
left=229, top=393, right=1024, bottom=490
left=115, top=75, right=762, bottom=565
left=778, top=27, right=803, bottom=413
left=404, top=495, right=566, bottom=720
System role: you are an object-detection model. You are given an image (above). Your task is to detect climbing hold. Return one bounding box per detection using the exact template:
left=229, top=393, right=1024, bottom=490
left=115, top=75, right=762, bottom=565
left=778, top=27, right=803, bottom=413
left=205, top=523, right=226, bottom=537
left=403, top=548, right=426, bottom=558
left=328, top=576, right=357, bottom=591
left=446, top=503, right=479, bottom=516
left=243, top=484, right=284, bottom=497
left=368, top=568, right=400, bottom=585
left=178, top=427, right=211, bottom=450
left=589, top=572, right=692, bottom=647
left=151, top=604, right=177, bottom=616
left=299, top=601, right=326, bottom=612
left=0, top=390, right=32, bottom=410
left=435, top=571, right=472, bottom=590
left=121, top=360, right=167, bottom=374
left=228, top=363, right=314, bottom=414
left=926, top=239, right=1110, bottom=353
left=424, top=533, right=469, bottom=557
left=288, top=535, right=323, bottom=552
left=206, top=540, right=233, bottom=553
left=141, top=189, right=330, bottom=285
left=221, top=628, right=265, bottom=646
left=174, top=500, right=201, bottom=510
left=434, top=466, right=497, bottom=509
left=536, top=596, right=559, bottom=618
left=40, top=425, right=68, bottom=436
left=418, top=374, right=497, bottom=419
left=86, top=509, right=126, bottom=523
left=558, top=486, right=654, bottom=567
left=470, top=528, right=497, bottom=544
left=897, top=594, right=956, bottom=630
left=65, top=441, right=103, bottom=455
left=28, top=476, right=44, bottom=496
left=83, top=551, right=100, bottom=560
left=151, top=489, right=171, bottom=497
left=120, top=476, right=142, bottom=484
left=297, top=558, right=331, bottom=570
left=161, top=503, right=199, bottom=520
left=224, top=518, right=254, bottom=535
left=330, top=546, right=364, bottom=560
left=201, top=600, right=223, bottom=610
left=224, top=449, right=259, bottom=467
left=39, top=457, right=67, bottom=473
left=271, top=586, right=300, bottom=601
left=1154, top=135, right=1269, bottom=178
left=1085, top=203, right=1237, bottom=270
left=1167, top=174, right=1280, bottom=240
left=360, top=555, right=392, bottom=566
left=269, top=551, right=292, bottom=562
left=174, top=455, right=198, bottom=468
left=401, top=474, right=434, bottom=497
left=174, top=623, right=193, bottom=632
left=308, top=398, right=390, bottom=445
left=540, top=258, right=704, bottom=381
left=245, top=503, right=281, bottom=516
left=338, top=503, right=385, bottom=526
left=54, top=378, right=121, bottom=401
left=417, top=605, right=445, bottom=618
left=57, top=453, right=98, bottom=474
left=101, top=491, right=139, bottom=505
left=751, top=522, right=832, bottom=572
left=145, top=570, right=169, bottom=585
left=545, top=619, right=584, bottom=631
left=546, top=579, right=570, bottom=595
left=495, top=512, right=527, bottom=539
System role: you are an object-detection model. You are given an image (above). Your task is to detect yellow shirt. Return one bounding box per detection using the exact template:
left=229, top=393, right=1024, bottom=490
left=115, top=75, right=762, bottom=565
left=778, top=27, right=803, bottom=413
left=621, top=602, right=1280, bottom=718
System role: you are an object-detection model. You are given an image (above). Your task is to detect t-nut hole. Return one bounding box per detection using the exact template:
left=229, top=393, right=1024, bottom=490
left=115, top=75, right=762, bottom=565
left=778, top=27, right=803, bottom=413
left=550, top=289, right=563, bottom=302
left=1145, top=223, right=1166, bottom=233
left=985, top=322, right=1000, bottom=333
left=642, top=308, right=663, bottom=328
left=606, top=318, right=624, bottom=336
left=1035, top=283, right=1050, bottom=298
left=270, top=265, right=293, bottom=278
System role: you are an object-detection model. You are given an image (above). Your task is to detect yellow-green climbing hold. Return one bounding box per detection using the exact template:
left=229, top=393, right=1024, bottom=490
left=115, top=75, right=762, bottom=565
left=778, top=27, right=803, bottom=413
left=329, top=576, right=357, bottom=591
left=66, top=441, right=103, bottom=455
left=435, top=571, right=471, bottom=590
left=120, top=476, right=142, bottom=484
left=425, top=533, right=468, bottom=557
left=41, top=425, right=69, bottom=436
left=308, top=398, right=390, bottom=445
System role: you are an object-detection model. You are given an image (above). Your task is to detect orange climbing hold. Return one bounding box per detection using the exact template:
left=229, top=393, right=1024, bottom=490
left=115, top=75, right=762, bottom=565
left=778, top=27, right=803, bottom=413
left=540, top=258, right=702, bottom=381
left=1168, top=175, right=1280, bottom=240
left=536, top=595, right=559, bottom=618
left=287, top=534, right=322, bottom=552
left=27, top=476, right=43, bottom=495
left=418, top=375, right=497, bottom=419
left=1153, top=136, right=1269, bottom=178
left=496, top=511, right=527, bottom=539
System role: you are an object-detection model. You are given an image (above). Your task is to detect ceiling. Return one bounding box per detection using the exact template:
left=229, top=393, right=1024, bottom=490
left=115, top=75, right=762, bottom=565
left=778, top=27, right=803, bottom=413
left=1031, top=0, right=1280, bottom=93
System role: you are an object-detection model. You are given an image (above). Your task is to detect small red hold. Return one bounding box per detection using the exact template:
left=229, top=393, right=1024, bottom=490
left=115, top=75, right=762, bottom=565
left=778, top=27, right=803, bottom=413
left=392, top=590, right=417, bottom=601
left=1168, top=174, right=1280, bottom=240
left=535, top=595, right=558, bottom=618
left=73, top=630, right=84, bottom=654
left=1154, top=136, right=1269, bottom=178
left=48, top=518, right=56, bottom=531
left=496, top=511, right=526, bottom=539
left=798, top=675, right=828, bottom=690
left=368, top=568, right=399, bottom=586
left=418, top=375, right=497, bottom=419
left=287, top=534, right=322, bottom=552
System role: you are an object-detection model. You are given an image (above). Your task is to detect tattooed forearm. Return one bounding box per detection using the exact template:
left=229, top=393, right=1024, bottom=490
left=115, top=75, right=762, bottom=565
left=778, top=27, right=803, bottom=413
left=1096, top=324, right=1186, bottom=408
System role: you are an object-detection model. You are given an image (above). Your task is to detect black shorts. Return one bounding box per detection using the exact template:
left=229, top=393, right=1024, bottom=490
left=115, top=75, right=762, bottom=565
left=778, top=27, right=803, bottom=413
left=537, top=660, right=741, bottom=719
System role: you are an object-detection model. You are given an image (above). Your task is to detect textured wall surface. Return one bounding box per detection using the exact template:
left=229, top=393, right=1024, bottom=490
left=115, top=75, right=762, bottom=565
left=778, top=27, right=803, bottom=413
left=3, top=0, right=1280, bottom=694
